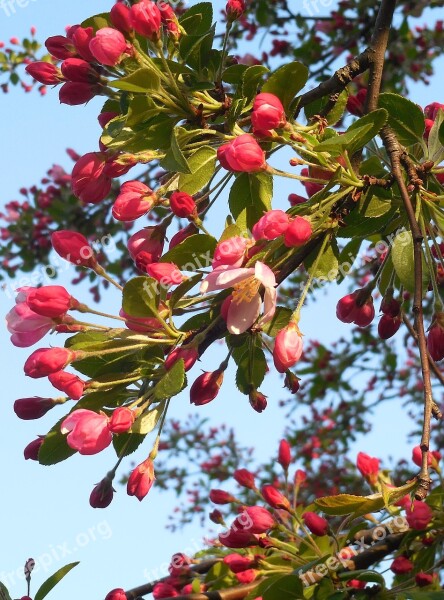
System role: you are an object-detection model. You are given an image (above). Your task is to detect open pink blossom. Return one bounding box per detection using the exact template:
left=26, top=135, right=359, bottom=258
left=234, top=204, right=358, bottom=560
left=61, top=409, right=112, bottom=455
left=201, top=261, right=276, bottom=335
left=6, top=301, right=53, bottom=347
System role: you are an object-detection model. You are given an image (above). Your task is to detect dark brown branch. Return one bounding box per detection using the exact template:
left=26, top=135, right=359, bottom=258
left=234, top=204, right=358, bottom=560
left=380, top=125, right=435, bottom=499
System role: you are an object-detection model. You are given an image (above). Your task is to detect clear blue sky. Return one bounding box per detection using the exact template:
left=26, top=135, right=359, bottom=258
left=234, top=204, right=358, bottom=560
left=1, top=2, right=442, bottom=598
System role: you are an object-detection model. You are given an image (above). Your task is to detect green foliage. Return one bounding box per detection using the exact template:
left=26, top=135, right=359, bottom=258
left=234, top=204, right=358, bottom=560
left=229, top=172, right=273, bottom=230
left=34, top=563, right=79, bottom=600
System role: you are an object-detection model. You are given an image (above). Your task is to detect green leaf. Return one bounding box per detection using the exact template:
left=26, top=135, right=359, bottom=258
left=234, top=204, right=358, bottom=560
left=262, top=574, right=304, bottom=600
left=304, top=90, right=348, bottom=125
left=235, top=347, right=267, bottom=394
left=0, top=583, right=12, bottom=600
left=179, top=2, right=213, bottom=35
left=391, top=229, right=428, bottom=294
left=126, top=95, right=159, bottom=127
left=109, top=68, right=161, bottom=93
left=113, top=432, right=146, bottom=457
left=379, top=93, right=425, bottom=146
left=178, top=146, right=217, bottom=194
left=242, top=65, right=269, bottom=102
left=160, top=234, right=216, bottom=270
left=161, top=127, right=192, bottom=174
left=169, top=273, right=203, bottom=309
left=122, top=276, right=159, bottom=318
left=305, top=238, right=340, bottom=280
left=39, top=417, right=77, bottom=466
left=81, top=13, right=110, bottom=30
left=34, top=562, right=79, bottom=600
left=262, top=307, right=292, bottom=337
left=229, top=172, right=273, bottom=230
left=338, top=570, right=385, bottom=587
left=153, top=359, right=186, bottom=401
left=219, top=223, right=243, bottom=242
left=262, top=61, right=309, bottom=112
left=132, top=401, right=166, bottom=435
left=222, top=64, right=249, bottom=84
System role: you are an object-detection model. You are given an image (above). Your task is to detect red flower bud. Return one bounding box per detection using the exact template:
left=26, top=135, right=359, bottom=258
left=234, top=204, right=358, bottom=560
left=336, top=291, right=375, bottom=327
left=110, top=2, right=133, bottom=33
left=24, top=347, right=77, bottom=378
left=69, top=26, right=95, bottom=62
left=105, top=589, right=127, bottom=600
left=294, top=469, right=307, bottom=486
left=346, top=88, right=367, bottom=116
left=261, top=485, right=290, bottom=509
left=252, top=209, right=290, bottom=241
left=288, top=193, right=307, bottom=206
left=378, top=314, right=401, bottom=339
left=61, top=58, right=100, bottom=83
left=218, top=134, right=267, bottom=173
left=300, top=167, right=324, bottom=197
left=127, top=457, right=155, bottom=501
left=108, top=407, right=135, bottom=434
left=251, top=92, right=286, bottom=133
left=283, top=216, right=312, bottom=247
left=427, top=315, right=444, bottom=361
left=146, top=262, right=185, bottom=286
left=90, top=477, right=115, bottom=509
left=26, top=61, right=63, bottom=85
left=59, top=82, right=98, bottom=105
left=218, top=528, right=258, bottom=548
left=127, top=227, right=164, bottom=264
left=356, top=451, right=379, bottom=486
left=249, top=389, right=267, bottom=413
left=380, top=296, right=401, bottom=317
left=424, top=102, right=444, bottom=120
left=89, top=27, right=128, bottom=66
left=112, top=180, right=156, bottom=221
left=209, top=489, right=236, bottom=504
left=72, top=152, right=111, bottom=204
left=190, top=370, right=224, bottom=406
left=415, top=572, right=435, bottom=587
left=209, top=509, right=224, bottom=524
left=273, top=323, right=303, bottom=373
left=233, top=468, right=256, bottom=489
left=152, top=582, right=178, bottom=598
left=24, top=437, right=44, bottom=460
left=169, top=191, right=197, bottom=218
left=169, top=224, right=198, bottom=249
left=51, top=230, right=97, bottom=268
left=223, top=554, right=255, bottom=573
left=26, top=285, right=78, bottom=318
left=390, top=556, right=414, bottom=574
left=284, top=372, right=300, bottom=393
left=130, top=0, right=162, bottom=41
left=164, top=347, right=199, bottom=372
left=233, top=506, right=275, bottom=534
left=302, top=511, right=329, bottom=536
left=226, top=0, right=246, bottom=21
left=406, top=501, right=433, bottom=530
left=45, top=35, right=77, bottom=60
left=278, top=439, right=292, bottom=470
left=14, top=397, right=57, bottom=420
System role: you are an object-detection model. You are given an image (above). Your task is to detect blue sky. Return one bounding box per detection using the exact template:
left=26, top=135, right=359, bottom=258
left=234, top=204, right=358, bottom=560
left=1, top=1, right=443, bottom=598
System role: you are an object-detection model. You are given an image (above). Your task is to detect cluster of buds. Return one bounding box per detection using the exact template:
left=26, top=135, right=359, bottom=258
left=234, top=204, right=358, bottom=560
left=336, top=290, right=375, bottom=327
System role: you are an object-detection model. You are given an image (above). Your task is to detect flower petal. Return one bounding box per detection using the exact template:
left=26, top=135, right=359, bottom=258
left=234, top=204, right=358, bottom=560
left=254, top=261, right=276, bottom=289
left=259, top=287, right=277, bottom=326
left=227, top=293, right=261, bottom=335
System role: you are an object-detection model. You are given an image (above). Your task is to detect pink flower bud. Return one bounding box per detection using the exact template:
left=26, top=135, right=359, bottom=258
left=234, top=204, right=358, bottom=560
left=159, top=4, right=180, bottom=38
left=235, top=569, right=258, bottom=584
left=294, top=469, right=306, bottom=486
left=390, top=556, right=413, bottom=574
left=169, top=191, right=197, bottom=218
left=51, top=230, right=97, bottom=268
left=45, top=35, right=77, bottom=59
left=252, top=210, right=290, bottom=241
left=223, top=554, right=255, bottom=573
left=261, top=484, right=290, bottom=509
left=234, top=506, right=275, bottom=534
left=190, top=370, right=224, bottom=406
left=427, top=315, right=444, bottom=361
left=72, top=152, right=111, bottom=204
left=24, top=347, right=77, bottom=378
left=14, top=397, right=57, bottom=420
left=127, top=226, right=164, bottom=263
left=152, top=582, right=178, bottom=599
left=90, top=477, right=115, bottom=509
left=273, top=323, right=303, bottom=373
left=146, top=262, right=185, bottom=286
left=209, top=489, right=236, bottom=504
left=251, top=93, right=286, bottom=133
left=168, top=552, right=191, bottom=577
left=424, top=118, right=434, bottom=141
left=89, top=27, right=128, bottom=66
left=26, top=61, right=63, bottom=85
left=59, top=81, right=98, bottom=105
left=226, top=0, right=245, bottom=20
left=110, top=2, right=133, bottom=33
left=26, top=285, right=78, bottom=318
left=24, top=437, right=44, bottom=460
left=283, top=216, right=312, bottom=247
left=69, top=26, right=95, bottom=62
left=164, top=347, right=199, bottom=372
left=219, top=528, right=258, bottom=548
left=130, top=0, right=162, bottom=41
left=61, top=409, right=112, bottom=455
left=112, top=180, right=156, bottom=221
left=169, top=224, right=198, bottom=249
left=356, top=451, right=379, bottom=486
left=233, top=468, right=256, bottom=489
left=218, top=134, right=267, bottom=173
left=300, top=167, right=324, bottom=197
left=406, top=501, right=433, bottom=530
left=378, top=314, right=401, bottom=339
left=119, top=308, right=161, bottom=333
left=213, top=236, right=249, bottom=268
left=108, top=407, right=135, bottom=433
left=302, top=511, right=329, bottom=536
left=278, top=439, right=291, bottom=470
left=60, top=58, right=100, bottom=83
left=127, top=457, right=155, bottom=501
left=105, top=589, right=127, bottom=600
left=424, top=102, right=444, bottom=120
